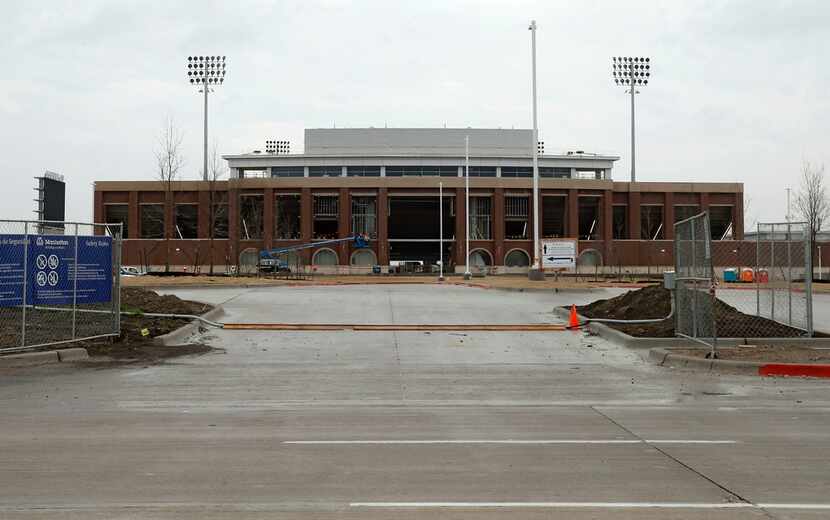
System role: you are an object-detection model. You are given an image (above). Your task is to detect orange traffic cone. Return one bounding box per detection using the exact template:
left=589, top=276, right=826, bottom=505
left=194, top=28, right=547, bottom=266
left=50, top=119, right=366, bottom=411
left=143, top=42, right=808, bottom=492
left=568, top=304, right=580, bottom=329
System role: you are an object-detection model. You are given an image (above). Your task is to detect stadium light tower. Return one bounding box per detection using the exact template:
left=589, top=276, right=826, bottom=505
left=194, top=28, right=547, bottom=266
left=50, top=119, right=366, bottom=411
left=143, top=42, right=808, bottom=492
left=612, top=56, right=650, bottom=183
left=187, top=55, right=226, bottom=181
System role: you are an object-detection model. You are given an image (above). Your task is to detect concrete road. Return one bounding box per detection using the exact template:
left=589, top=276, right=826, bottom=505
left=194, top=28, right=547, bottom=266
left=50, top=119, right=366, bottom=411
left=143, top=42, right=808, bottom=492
left=1, top=284, right=829, bottom=519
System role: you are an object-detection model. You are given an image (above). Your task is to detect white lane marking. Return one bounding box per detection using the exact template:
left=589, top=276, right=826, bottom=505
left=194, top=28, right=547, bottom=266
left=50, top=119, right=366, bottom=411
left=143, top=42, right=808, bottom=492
left=283, top=439, right=736, bottom=445
left=350, top=502, right=830, bottom=510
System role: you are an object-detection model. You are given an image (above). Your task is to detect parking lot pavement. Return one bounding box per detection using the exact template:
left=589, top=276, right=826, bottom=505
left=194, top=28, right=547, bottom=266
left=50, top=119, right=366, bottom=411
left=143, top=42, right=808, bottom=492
left=1, top=284, right=830, bottom=519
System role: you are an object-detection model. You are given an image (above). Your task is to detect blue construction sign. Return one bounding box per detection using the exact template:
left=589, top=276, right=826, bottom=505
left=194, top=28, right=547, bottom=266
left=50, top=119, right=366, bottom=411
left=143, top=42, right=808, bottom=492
left=0, top=234, right=112, bottom=307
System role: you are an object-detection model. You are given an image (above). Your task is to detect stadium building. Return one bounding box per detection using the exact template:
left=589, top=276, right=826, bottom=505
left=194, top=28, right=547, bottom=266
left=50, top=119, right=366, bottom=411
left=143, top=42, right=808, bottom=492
left=93, top=128, right=744, bottom=273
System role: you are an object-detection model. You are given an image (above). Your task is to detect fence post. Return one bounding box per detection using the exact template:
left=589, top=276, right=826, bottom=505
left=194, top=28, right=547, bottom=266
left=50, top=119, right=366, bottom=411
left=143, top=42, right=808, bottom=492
left=755, top=222, right=760, bottom=316
left=21, top=222, right=28, bottom=347
left=770, top=226, right=775, bottom=321
left=690, top=218, right=697, bottom=338
left=72, top=223, right=79, bottom=339
left=787, top=223, right=792, bottom=326
left=805, top=223, right=814, bottom=337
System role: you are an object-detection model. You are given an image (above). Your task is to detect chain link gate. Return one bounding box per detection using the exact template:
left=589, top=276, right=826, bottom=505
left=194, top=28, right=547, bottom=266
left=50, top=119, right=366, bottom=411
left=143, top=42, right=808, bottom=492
left=674, top=212, right=718, bottom=354
left=0, top=220, right=122, bottom=353
left=754, top=222, right=813, bottom=336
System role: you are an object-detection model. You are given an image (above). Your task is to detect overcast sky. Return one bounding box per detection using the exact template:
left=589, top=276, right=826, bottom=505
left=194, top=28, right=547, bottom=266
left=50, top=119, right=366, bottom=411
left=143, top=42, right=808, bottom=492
left=1, top=0, right=827, bottom=226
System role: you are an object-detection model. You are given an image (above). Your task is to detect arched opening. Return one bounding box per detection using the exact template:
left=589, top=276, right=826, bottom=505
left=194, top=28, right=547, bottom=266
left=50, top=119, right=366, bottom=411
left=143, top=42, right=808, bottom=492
left=239, top=247, right=260, bottom=274
left=469, top=248, right=492, bottom=267
left=312, top=248, right=338, bottom=266
left=350, top=248, right=377, bottom=266
left=504, top=248, right=531, bottom=267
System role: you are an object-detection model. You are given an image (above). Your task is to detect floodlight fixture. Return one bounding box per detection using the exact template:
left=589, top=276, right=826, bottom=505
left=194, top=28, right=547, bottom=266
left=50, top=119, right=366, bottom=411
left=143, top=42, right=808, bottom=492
left=265, top=140, right=291, bottom=155
left=187, top=55, right=227, bottom=181
left=611, top=56, right=651, bottom=182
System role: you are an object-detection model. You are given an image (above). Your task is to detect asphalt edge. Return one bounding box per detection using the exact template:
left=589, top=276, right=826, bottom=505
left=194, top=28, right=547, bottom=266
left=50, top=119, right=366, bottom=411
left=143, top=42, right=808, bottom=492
left=153, top=305, right=226, bottom=346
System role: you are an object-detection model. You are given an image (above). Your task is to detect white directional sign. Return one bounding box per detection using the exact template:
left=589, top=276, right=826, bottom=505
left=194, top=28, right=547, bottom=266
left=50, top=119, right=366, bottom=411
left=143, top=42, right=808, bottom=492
left=541, top=239, right=577, bottom=269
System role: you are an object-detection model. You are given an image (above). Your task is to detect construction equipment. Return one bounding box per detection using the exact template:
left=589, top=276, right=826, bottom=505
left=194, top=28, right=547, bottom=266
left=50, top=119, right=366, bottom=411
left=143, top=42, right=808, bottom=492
left=258, top=235, right=370, bottom=272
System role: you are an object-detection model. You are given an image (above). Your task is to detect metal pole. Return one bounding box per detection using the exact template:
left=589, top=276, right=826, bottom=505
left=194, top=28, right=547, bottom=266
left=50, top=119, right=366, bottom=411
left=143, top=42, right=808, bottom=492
left=464, top=136, right=471, bottom=279
left=690, top=218, right=697, bottom=339
left=755, top=222, right=760, bottom=316
left=529, top=20, right=542, bottom=276
left=806, top=223, right=814, bottom=336
left=630, top=84, right=636, bottom=183
left=771, top=226, right=775, bottom=321
left=786, top=188, right=791, bottom=222
left=787, top=222, right=792, bottom=326
left=203, top=85, right=209, bottom=181
left=21, top=222, right=28, bottom=348
left=71, top=223, right=78, bottom=339
left=439, top=182, right=444, bottom=281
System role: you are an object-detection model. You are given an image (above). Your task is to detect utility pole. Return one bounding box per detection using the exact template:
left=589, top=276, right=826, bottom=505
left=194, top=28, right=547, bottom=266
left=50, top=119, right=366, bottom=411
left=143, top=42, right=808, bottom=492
left=786, top=187, right=792, bottom=222
left=439, top=181, right=444, bottom=282
left=464, top=135, right=471, bottom=280
left=528, top=20, right=544, bottom=281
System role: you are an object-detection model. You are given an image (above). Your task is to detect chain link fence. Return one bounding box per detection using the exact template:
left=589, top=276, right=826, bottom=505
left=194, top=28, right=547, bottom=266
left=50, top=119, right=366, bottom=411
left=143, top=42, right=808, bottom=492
left=674, top=214, right=814, bottom=354
left=0, top=220, right=122, bottom=353
left=674, top=213, right=717, bottom=350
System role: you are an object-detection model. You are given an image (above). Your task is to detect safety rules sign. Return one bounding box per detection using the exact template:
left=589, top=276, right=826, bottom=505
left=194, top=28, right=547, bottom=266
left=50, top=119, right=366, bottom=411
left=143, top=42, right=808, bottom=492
left=0, top=235, right=112, bottom=307
left=541, top=239, right=577, bottom=269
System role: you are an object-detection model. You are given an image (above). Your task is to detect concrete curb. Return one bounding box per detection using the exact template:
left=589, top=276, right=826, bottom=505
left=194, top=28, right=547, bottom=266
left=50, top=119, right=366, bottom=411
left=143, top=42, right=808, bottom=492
left=153, top=305, right=225, bottom=346
left=0, top=347, right=89, bottom=368
left=649, top=347, right=830, bottom=378
left=552, top=306, right=830, bottom=349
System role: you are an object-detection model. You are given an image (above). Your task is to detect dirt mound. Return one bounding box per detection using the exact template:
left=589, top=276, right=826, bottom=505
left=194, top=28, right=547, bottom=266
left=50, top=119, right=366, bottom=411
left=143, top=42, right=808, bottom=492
left=121, top=287, right=211, bottom=315
left=576, top=285, right=805, bottom=338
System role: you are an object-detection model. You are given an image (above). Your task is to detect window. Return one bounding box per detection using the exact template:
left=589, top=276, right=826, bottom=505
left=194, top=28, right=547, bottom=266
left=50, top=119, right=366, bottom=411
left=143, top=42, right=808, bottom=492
left=469, top=197, right=492, bottom=239
left=501, top=167, right=533, bottom=178
left=239, top=168, right=268, bottom=178
left=542, top=197, right=566, bottom=238
left=467, top=166, right=495, bottom=177
left=347, top=166, right=381, bottom=177
left=351, top=249, right=377, bottom=266
left=313, top=195, right=339, bottom=239
left=710, top=206, right=734, bottom=240
left=352, top=196, right=377, bottom=238
left=239, top=195, right=264, bottom=240
left=539, top=167, right=571, bottom=179
left=271, top=166, right=304, bottom=178
left=579, top=197, right=601, bottom=240
left=505, top=196, right=529, bottom=239
left=104, top=204, right=129, bottom=238
left=674, top=205, right=700, bottom=223
left=385, top=166, right=457, bottom=177
left=640, top=205, right=664, bottom=239
left=612, top=205, right=627, bottom=239
left=140, top=204, right=164, bottom=239
left=576, top=169, right=603, bottom=180
left=174, top=204, right=198, bottom=239
left=470, top=249, right=492, bottom=267
left=275, top=195, right=301, bottom=239
left=309, top=166, right=342, bottom=177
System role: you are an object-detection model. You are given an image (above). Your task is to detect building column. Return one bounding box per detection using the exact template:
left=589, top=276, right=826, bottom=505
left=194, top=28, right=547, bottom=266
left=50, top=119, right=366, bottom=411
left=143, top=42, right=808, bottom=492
left=377, top=188, right=389, bottom=265
left=338, top=188, right=351, bottom=264
left=228, top=188, right=240, bottom=266
left=164, top=190, right=174, bottom=240
left=128, top=191, right=139, bottom=239
left=664, top=192, right=675, bottom=240
left=493, top=188, right=505, bottom=265
left=300, top=188, right=313, bottom=263
left=734, top=192, right=744, bottom=240
left=700, top=192, right=710, bottom=214
left=197, top=190, right=210, bottom=239
left=628, top=191, right=641, bottom=239
left=263, top=187, right=274, bottom=251
left=456, top=187, right=467, bottom=270
left=567, top=189, right=579, bottom=238
left=602, top=190, right=613, bottom=262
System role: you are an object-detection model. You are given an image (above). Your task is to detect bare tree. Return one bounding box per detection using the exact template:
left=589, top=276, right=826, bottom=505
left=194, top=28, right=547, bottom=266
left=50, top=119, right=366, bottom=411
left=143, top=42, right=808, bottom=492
left=795, top=160, right=829, bottom=276
left=155, top=117, right=185, bottom=273
left=207, top=142, right=229, bottom=275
